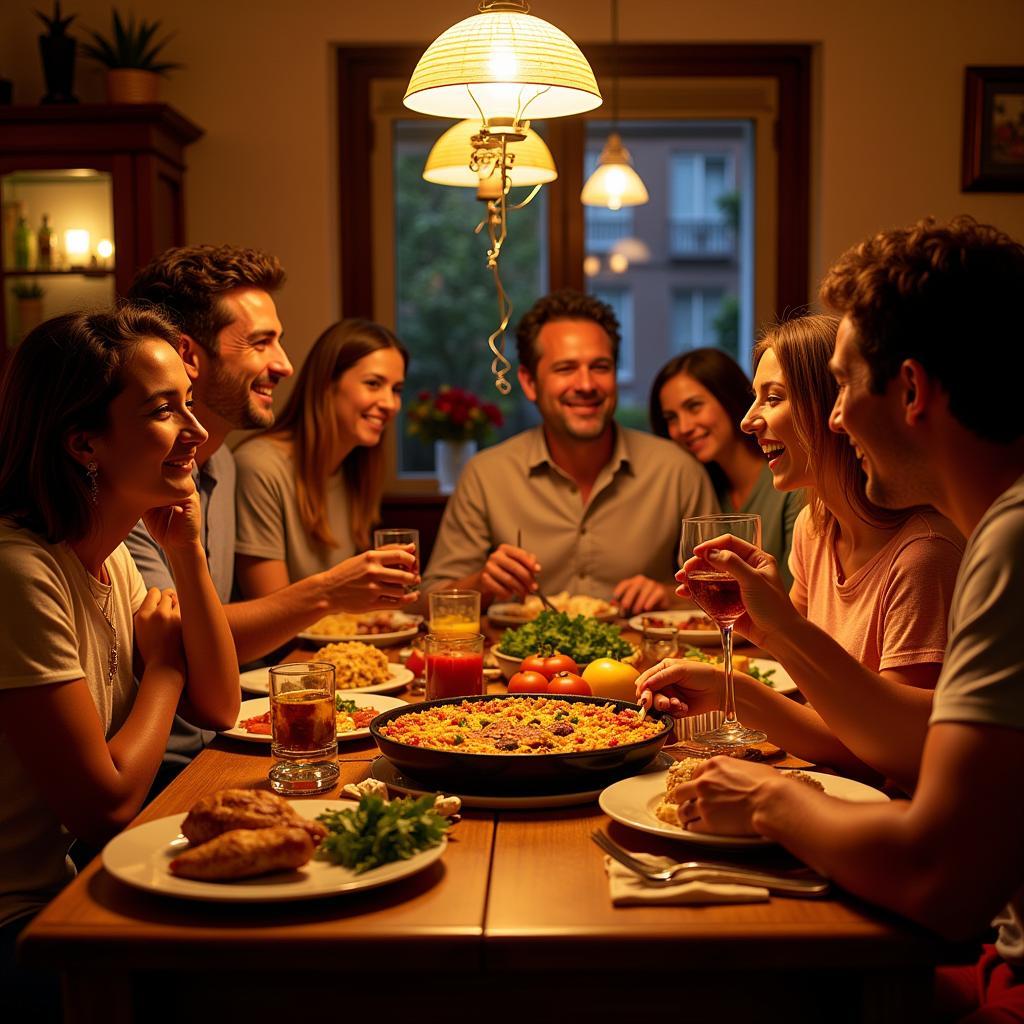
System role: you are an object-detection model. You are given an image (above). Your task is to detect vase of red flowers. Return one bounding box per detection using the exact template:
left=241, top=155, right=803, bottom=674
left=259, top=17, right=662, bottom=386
left=407, top=386, right=504, bottom=494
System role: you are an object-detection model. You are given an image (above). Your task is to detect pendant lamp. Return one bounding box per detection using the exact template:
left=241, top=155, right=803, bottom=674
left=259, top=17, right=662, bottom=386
left=581, top=0, right=649, bottom=210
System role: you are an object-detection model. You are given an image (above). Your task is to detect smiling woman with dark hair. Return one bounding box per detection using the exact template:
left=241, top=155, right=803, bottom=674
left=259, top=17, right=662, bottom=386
left=650, top=347, right=803, bottom=589
left=0, top=308, right=237, bottom=1007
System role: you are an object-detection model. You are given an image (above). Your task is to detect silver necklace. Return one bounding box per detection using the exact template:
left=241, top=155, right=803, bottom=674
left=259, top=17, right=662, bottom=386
left=97, top=587, right=119, bottom=685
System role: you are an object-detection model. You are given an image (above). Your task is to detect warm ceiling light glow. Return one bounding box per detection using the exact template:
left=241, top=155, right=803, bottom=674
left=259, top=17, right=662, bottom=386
left=97, top=238, right=114, bottom=259
left=583, top=255, right=601, bottom=277
left=64, top=229, right=90, bottom=261
left=404, top=3, right=601, bottom=123
left=581, top=132, right=649, bottom=210
left=423, top=119, right=557, bottom=188
left=608, top=252, right=629, bottom=273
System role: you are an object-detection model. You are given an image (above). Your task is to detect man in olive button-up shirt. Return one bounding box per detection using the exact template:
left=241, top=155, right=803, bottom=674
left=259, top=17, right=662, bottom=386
left=422, top=290, right=718, bottom=615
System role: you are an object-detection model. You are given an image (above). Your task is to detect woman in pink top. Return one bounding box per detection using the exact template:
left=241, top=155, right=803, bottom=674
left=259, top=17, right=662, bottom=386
left=638, top=315, right=963, bottom=775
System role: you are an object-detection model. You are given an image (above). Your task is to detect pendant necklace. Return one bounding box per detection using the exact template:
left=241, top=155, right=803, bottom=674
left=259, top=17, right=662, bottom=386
left=97, top=587, right=119, bottom=685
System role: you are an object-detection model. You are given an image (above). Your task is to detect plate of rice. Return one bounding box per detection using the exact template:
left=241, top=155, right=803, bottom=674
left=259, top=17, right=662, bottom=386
left=371, top=694, right=673, bottom=795
left=297, top=611, right=422, bottom=646
left=240, top=642, right=413, bottom=696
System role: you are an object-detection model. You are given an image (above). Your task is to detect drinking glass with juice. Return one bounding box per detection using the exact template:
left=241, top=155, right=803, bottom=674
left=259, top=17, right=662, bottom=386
left=425, top=632, right=485, bottom=701
left=429, top=589, right=481, bottom=635
left=268, top=661, right=340, bottom=795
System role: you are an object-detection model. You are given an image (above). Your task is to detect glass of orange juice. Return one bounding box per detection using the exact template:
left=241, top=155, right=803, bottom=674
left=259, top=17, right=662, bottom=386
left=428, top=589, right=481, bottom=636
left=268, top=662, right=339, bottom=795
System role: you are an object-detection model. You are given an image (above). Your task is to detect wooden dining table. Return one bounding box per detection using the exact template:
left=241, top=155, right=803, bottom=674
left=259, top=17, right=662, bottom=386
left=21, top=617, right=953, bottom=1023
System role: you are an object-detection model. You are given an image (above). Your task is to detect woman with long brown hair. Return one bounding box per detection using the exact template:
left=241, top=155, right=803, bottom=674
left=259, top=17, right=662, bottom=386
left=234, top=318, right=408, bottom=597
left=650, top=347, right=803, bottom=589
left=638, top=314, right=964, bottom=773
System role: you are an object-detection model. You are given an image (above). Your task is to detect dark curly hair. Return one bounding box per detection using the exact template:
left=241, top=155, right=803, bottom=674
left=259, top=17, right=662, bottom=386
left=820, top=216, right=1024, bottom=443
left=515, top=288, right=621, bottom=376
left=128, top=244, right=285, bottom=354
left=0, top=306, right=180, bottom=543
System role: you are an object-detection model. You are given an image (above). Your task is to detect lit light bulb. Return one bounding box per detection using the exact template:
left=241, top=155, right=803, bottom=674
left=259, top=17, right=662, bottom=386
left=583, top=255, right=601, bottom=277
left=609, top=252, right=629, bottom=274
left=488, top=47, right=518, bottom=80
left=64, top=229, right=90, bottom=264
left=97, top=239, right=114, bottom=260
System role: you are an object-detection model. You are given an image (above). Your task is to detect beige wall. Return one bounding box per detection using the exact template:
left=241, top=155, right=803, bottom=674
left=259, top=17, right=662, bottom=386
left=3, top=0, right=1023, bottom=370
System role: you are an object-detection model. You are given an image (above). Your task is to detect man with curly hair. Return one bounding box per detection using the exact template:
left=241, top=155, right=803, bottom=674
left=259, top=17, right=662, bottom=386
left=423, top=288, right=717, bottom=614
left=127, top=246, right=418, bottom=782
left=639, top=217, right=1024, bottom=1020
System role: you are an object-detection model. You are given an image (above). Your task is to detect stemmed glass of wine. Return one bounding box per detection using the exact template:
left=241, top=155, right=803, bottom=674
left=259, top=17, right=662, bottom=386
left=679, top=514, right=765, bottom=748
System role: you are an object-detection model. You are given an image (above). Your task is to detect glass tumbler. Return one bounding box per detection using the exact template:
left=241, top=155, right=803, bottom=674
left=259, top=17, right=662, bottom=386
left=268, top=661, right=339, bottom=795
left=429, top=589, right=481, bottom=636
left=425, top=632, right=485, bottom=701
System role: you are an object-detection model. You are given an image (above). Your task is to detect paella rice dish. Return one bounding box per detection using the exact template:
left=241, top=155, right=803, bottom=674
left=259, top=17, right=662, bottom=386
left=378, top=696, right=666, bottom=754
left=312, top=641, right=391, bottom=689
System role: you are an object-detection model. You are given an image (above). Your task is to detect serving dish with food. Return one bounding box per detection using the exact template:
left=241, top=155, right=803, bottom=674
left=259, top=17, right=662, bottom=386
left=239, top=645, right=414, bottom=696
left=488, top=592, right=618, bottom=626
left=627, top=609, right=720, bottom=645
left=223, top=693, right=407, bottom=744
left=599, top=765, right=888, bottom=848
left=371, top=693, right=673, bottom=794
left=297, top=611, right=423, bottom=646
left=493, top=610, right=634, bottom=677
left=101, top=789, right=451, bottom=901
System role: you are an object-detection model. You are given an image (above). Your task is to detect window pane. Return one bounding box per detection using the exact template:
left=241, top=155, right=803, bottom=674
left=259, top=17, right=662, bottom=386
left=585, top=120, right=754, bottom=419
left=593, top=287, right=635, bottom=384
left=393, top=120, right=547, bottom=475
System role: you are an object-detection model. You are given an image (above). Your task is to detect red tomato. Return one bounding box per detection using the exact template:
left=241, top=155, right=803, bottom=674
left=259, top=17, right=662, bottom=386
left=507, top=670, right=550, bottom=694
left=405, top=648, right=426, bottom=677
left=545, top=671, right=591, bottom=696
left=520, top=653, right=580, bottom=679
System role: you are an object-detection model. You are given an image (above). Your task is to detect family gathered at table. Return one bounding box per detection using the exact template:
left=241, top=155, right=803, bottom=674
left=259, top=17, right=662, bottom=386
left=1, top=215, right=1022, bottom=1022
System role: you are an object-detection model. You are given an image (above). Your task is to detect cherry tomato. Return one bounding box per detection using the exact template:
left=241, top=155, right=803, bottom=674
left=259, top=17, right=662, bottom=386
left=405, top=648, right=426, bottom=677
left=507, top=670, right=550, bottom=694
left=545, top=670, right=591, bottom=696
left=520, top=653, right=580, bottom=679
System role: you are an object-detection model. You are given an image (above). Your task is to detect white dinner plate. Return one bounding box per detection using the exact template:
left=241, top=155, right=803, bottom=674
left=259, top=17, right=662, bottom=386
left=239, top=663, right=413, bottom=697
left=628, top=609, right=720, bottom=645
left=101, top=799, right=447, bottom=902
left=297, top=613, right=422, bottom=646
left=489, top=602, right=618, bottom=627
left=222, top=694, right=407, bottom=744
left=599, top=769, right=888, bottom=848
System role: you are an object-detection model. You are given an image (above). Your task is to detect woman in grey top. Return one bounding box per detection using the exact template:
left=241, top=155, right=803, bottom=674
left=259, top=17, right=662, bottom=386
left=650, top=347, right=803, bottom=589
left=234, top=319, right=408, bottom=595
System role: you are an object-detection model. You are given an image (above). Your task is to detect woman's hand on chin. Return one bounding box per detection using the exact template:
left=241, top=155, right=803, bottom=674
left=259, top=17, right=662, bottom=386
left=142, top=490, right=202, bottom=553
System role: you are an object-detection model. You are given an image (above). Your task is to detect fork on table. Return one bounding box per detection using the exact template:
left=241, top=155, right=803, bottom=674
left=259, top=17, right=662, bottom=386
left=591, top=829, right=830, bottom=896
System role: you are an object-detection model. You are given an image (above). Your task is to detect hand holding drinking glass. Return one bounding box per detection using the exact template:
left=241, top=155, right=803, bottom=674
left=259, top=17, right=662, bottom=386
left=679, top=514, right=764, bottom=748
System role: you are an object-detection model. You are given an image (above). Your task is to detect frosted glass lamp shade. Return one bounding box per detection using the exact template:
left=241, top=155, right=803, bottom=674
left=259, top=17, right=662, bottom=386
left=580, top=132, right=649, bottom=210
left=405, top=10, right=602, bottom=121
left=423, top=120, right=557, bottom=187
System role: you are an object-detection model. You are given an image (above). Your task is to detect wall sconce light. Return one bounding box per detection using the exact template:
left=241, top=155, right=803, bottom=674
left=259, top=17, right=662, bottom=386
left=64, top=229, right=90, bottom=267
left=406, top=1, right=600, bottom=394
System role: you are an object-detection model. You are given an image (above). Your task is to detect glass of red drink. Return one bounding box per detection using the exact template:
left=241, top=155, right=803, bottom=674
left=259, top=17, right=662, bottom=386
left=268, top=661, right=340, bottom=795
left=680, top=514, right=765, bottom=748
left=425, top=632, right=485, bottom=701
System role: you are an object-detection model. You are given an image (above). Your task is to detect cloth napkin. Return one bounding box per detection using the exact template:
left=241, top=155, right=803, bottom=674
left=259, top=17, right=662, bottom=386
left=604, top=852, right=770, bottom=906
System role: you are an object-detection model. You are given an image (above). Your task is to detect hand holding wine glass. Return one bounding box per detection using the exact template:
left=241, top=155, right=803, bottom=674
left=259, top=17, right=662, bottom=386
left=679, top=514, right=764, bottom=748
left=676, top=534, right=801, bottom=651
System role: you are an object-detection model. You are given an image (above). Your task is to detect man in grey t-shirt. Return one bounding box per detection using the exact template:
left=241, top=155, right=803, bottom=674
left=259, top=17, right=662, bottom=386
left=638, top=218, right=1024, bottom=1016
left=127, top=246, right=419, bottom=776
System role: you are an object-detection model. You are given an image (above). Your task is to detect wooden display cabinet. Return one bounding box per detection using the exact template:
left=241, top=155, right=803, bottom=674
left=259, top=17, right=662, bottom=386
left=0, top=104, right=203, bottom=353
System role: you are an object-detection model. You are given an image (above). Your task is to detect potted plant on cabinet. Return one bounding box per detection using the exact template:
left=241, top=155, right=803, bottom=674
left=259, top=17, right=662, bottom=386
left=81, top=9, right=180, bottom=104
left=36, top=1, right=78, bottom=104
left=12, top=281, right=46, bottom=339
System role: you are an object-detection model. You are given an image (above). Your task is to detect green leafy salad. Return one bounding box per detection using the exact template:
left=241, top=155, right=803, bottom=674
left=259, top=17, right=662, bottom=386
left=498, top=610, right=633, bottom=664
left=680, top=644, right=776, bottom=687
left=316, top=794, right=449, bottom=874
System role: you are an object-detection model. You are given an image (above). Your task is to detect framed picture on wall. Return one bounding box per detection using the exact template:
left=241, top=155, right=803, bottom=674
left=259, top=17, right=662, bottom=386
left=962, top=66, right=1024, bottom=192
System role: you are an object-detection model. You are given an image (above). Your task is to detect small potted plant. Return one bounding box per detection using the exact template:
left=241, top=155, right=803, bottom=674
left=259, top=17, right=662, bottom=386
left=81, top=9, right=180, bottom=104
left=406, top=385, right=504, bottom=494
left=13, top=281, right=46, bottom=338
left=36, top=1, right=78, bottom=104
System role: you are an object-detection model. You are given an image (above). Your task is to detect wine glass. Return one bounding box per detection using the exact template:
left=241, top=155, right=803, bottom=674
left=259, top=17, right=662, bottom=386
left=679, top=514, right=765, bottom=748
